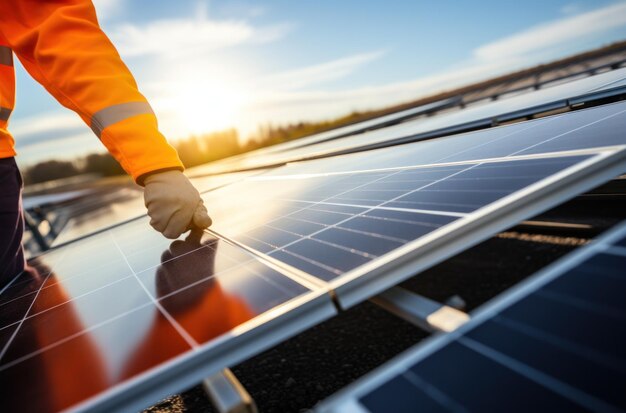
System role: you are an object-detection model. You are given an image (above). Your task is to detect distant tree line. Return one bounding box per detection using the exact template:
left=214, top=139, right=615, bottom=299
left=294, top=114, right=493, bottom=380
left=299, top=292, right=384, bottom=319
left=22, top=110, right=380, bottom=185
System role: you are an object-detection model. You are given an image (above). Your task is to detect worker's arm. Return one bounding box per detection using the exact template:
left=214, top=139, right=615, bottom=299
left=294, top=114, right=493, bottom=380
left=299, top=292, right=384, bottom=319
left=0, top=0, right=211, bottom=237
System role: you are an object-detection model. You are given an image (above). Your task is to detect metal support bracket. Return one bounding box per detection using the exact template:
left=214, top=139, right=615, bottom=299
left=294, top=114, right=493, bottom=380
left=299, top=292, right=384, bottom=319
left=370, top=286, right=469, bottom=333
left=203, top=368, right=258, bottom=413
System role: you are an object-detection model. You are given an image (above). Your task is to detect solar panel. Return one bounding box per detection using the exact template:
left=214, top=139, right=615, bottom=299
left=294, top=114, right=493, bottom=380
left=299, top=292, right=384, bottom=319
left=0, top=218, right=336, bottom=412
left=315, top=219, right=626, bottom=413
left=201, top=100, right=626, bottom=307
left=200, top=68, right=626, bottom=174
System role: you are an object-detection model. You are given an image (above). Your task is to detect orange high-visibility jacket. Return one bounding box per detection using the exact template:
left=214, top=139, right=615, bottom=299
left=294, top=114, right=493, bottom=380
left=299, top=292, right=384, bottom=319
left=0, top=0, right=183, bottom=183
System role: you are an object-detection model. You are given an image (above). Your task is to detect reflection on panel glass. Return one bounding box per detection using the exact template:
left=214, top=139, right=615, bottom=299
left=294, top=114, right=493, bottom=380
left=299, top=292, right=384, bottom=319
left=52, top=171, right=257, bottom=248
left=0, top=218, right=314, bottom=412
left=203, top=153, right=589, bottom=281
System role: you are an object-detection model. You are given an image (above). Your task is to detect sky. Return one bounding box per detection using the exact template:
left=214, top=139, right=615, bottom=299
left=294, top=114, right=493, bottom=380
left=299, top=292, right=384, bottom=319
left=9, top=0, right=626, bottom=166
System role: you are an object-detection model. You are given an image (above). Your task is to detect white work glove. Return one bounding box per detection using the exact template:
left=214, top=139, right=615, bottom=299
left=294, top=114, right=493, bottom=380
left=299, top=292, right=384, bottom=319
left=143, top=170, right=212, bottom=239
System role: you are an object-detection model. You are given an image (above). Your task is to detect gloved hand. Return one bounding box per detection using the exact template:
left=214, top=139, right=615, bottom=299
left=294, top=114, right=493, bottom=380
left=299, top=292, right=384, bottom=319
left=143, top=170, right=212, bottom=239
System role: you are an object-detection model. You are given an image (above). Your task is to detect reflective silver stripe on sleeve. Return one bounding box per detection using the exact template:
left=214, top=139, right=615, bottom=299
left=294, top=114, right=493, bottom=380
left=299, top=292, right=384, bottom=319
left=0, top=107, right=12, bottom=122
left=90, top=101, right=155, bottom=138
left=0, top=46, right=13, bottom=66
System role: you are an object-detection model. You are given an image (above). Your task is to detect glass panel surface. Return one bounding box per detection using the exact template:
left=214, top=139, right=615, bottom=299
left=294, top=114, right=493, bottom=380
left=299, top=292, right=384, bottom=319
left=201, top=148, right=591, bottom=282
left=0, top=217, right=316, bottom=412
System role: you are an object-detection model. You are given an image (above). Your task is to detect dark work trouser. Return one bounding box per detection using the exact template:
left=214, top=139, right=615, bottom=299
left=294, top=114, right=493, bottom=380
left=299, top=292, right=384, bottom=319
left=0, top=157, right=25, bottom=287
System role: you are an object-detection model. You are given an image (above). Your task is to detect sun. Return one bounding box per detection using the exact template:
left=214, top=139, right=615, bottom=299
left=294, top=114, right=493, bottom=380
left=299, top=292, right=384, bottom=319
left=173, top=79, right=246, bottom=135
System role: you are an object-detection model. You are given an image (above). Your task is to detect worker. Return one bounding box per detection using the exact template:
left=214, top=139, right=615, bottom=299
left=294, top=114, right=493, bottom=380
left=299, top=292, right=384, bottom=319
left=0, top=1, right=212, bottom=286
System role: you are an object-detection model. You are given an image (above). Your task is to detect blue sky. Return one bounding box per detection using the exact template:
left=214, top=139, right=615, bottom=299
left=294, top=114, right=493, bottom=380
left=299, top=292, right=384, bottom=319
left=10, top=0, right=626, bottom=166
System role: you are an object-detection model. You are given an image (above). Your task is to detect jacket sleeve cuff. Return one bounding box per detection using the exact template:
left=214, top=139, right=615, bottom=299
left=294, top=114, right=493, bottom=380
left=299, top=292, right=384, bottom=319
left=135, top=166, right=184, bottom=186
left=98, top=113, right=185, bottom=184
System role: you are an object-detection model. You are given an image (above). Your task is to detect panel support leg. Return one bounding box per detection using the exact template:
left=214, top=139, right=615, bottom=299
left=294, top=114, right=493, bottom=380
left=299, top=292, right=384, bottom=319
left=203, top=368, right=258, bottom=413
left=371, top=286, right=469, bottom=333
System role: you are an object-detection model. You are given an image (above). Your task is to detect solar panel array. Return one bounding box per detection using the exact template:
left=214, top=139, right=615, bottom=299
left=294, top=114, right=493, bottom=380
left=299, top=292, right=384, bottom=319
left=2, top=70, right=626, bottom=412
left=316, top=220, right=626, bottom=413
left=198, top=67, right=626, bottom=174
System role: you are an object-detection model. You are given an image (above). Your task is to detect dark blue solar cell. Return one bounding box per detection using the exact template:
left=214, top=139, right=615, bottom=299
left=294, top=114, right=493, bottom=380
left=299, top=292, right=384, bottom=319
left=500, top=292, right=626, bottom=362
left=614, top=236, right=626, bottom=249
left=542, top=256, right=626, bottom=314
left=268, top=250, right=339, bottom=281
left=360, top=375, right=448, bottom=413
left=284, top=239, right=370, bottom=273
left=468, top=319, right=626, bottom=409
left=243, top=226, right=301, bottom=249
left=269, top=217, right=327, bottom=237
left=288, top=207, right=353, bottom=225
left=313, top=227, right=402, bottom=257
left=410, top=342, right=586, bottom=412
left=571, top=253, right=626, bottom=281
left=390, top=189, right=508, bottom=213
left=338, top=214, right=447, bottom=242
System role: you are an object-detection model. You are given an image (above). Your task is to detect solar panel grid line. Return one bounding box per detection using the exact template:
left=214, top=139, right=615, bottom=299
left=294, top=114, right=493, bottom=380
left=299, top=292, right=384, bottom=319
left=315, top=221, right=626, bottom=413
left=204, top=228, right=329, bottom=290
left=282, top=215, right=412, bottom=244
left=329, top=148, right=626, bottom=307
left=0, top=271, right=23, bottom=296
left=263, top=223, right=378, bottom=259
left=288, top=201, right=468, bottom=219
left=506, top=108, right=626, bottom=157
left=457, top=337, right=621, bottom=413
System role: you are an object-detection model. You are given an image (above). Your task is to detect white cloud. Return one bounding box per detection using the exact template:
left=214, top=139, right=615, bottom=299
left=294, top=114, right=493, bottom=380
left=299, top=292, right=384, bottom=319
left=10, top=112, right=84, bottom=140
left=560, top=3, right=584, bottom=15
left=92, top=0, right=123, bottom=21
left=261, top=51, right=386, bottom=91
left=236, top=2, right=626, bottom=135
left=110, top=11, right=292, bottom=58
left=474, top=2, right=626, bottom=61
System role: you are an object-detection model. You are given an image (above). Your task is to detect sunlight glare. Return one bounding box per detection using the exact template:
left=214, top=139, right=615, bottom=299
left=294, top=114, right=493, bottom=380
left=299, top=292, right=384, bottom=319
left=168, top=75, right=247, bottom=135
